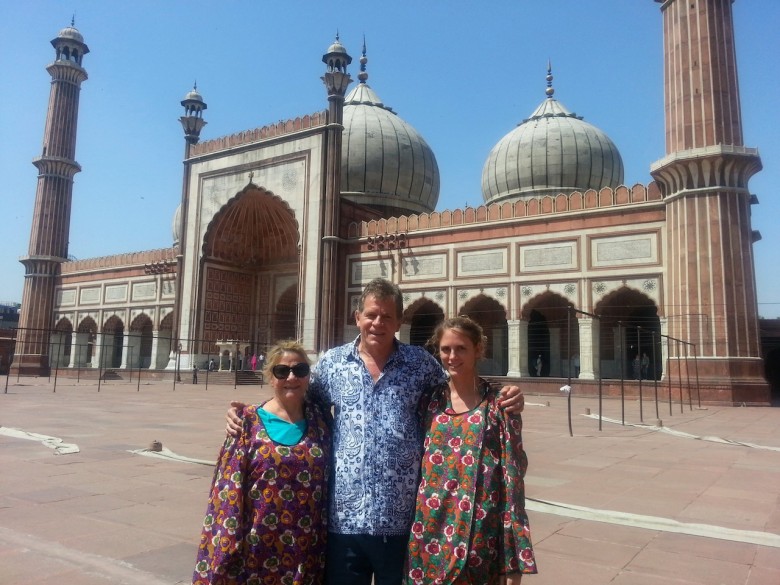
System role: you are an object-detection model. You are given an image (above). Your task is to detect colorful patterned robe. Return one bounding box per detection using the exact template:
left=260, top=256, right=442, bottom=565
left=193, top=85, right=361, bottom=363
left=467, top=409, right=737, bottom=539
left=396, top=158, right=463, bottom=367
left=406, top=382, right=536, bottom=584
left=193, top=402, right=330, bottom=585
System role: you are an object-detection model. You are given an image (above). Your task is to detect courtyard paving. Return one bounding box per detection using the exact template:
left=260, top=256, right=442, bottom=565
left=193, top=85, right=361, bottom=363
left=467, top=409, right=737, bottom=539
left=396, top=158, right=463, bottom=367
left=1, top=376, right=779, bottom=584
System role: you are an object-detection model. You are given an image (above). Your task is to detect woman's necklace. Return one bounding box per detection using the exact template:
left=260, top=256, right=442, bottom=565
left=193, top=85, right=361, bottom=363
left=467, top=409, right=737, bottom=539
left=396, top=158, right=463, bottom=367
left=447, top=377, right=483, bottom=413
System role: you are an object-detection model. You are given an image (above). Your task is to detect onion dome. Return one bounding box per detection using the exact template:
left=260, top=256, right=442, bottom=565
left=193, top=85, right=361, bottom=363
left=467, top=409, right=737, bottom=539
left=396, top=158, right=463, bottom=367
left=341, top=41, right=440, bottom=216
left=481, top=65, right=623, bottom=203
left=326, top=34, right=349, bottom=59
left=184, top=86, right=203, bottom=103
left=57, top=25, right=84, bottom=43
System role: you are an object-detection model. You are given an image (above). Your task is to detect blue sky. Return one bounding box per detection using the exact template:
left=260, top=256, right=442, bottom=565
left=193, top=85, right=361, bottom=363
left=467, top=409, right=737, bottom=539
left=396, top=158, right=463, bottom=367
left=2, top=1, right=779, bottom=316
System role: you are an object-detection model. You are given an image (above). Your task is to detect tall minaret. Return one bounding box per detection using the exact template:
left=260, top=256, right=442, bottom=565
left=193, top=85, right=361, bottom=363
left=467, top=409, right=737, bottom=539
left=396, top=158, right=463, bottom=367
left=318, top=35, right=352, bottom=350
left=171, top=85, right=207, bottom=373
left=650, top=0, right=768, bottom=403
left=12, top=22, right=89, bottom=375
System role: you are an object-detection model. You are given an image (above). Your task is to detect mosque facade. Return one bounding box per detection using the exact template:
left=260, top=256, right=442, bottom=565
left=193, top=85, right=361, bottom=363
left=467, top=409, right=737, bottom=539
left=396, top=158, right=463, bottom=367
left=11, top=0, right=773, bottom=404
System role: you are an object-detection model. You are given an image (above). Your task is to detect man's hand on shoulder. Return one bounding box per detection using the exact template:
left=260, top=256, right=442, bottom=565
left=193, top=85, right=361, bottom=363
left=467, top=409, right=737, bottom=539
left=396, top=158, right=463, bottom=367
left=226, top=401, right=246, bottom=436
left=498, top=385, right=524, bottom=415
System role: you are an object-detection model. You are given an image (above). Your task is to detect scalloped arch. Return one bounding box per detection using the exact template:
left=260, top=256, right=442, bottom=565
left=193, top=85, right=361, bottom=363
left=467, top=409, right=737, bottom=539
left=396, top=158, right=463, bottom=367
left=203, top=184, right=299, bottom=267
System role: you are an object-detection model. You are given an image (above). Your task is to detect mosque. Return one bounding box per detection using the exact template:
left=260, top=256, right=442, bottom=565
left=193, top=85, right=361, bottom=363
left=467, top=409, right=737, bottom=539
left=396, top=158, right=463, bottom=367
left=10, top=0, right=775, bottom=404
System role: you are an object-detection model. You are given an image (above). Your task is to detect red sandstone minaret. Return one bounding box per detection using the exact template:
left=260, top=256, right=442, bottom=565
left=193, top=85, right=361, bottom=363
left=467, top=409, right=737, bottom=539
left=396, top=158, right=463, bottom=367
left=12, top=21, right=89, bottom=376
left=650, top=0, right=768, bottom=403
left=318, top=35, right=352, bottom=350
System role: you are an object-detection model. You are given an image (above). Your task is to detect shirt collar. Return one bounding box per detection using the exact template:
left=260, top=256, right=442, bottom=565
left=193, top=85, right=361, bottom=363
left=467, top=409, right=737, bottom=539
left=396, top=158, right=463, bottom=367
left=348, top=335, right=403, bottom=365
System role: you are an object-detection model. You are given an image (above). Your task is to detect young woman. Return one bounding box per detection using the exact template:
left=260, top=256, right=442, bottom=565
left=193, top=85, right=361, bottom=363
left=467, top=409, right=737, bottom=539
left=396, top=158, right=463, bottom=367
left=193, top=341, right=330, bottom=585
left=406, top=317, right=536, bottom=584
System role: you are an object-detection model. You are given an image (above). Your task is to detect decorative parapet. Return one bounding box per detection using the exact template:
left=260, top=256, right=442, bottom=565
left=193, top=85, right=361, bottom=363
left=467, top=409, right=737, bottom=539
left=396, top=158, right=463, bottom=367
left=60, top=248, right=176, bottom=274
left=347, top=183, right=660, bottom=238
left=190, top=111, right=328, bottom=156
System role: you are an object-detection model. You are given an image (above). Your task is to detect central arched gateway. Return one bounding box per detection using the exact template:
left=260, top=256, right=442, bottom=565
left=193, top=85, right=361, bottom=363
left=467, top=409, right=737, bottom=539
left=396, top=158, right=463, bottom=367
left=198, top=184, right=301, bottom=357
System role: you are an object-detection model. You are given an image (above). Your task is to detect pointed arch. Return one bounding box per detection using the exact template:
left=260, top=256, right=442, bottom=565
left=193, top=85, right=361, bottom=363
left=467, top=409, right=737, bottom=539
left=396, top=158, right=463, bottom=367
left=403, top=297, right=445, bottom=351
left=203, top=184, right=299, bottom=267
left=595, top=286, right=661, bottom=380
left=154, top=311, right=175, bottom=369
left=50, top=318, right=74, bottom=367
left=72, top=316, right=98, bottom=368
left=159, top=312, right=173, bottom=331
left=102, top=316, right=124, bottom=369
left=461, top=294, right=508, bottom=375
left=198, top=184, right=301, bottom=358
left=129, top=314, right=154, bottom=369
left=521, top=291, right=579, bottom=378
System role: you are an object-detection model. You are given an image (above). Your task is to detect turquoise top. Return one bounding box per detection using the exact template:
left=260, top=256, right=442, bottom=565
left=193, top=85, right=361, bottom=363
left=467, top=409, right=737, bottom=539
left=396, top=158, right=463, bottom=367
left=257, top=405, right=307, bottom=445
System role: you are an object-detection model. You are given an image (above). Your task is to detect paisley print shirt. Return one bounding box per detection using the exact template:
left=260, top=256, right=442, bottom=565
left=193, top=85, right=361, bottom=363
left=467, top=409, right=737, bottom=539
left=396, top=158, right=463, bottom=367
left=192, top=402, right=330, bottom=585
left=406, top=381, right=537, bottom=584
left=310, top=339, right=447, bottom=535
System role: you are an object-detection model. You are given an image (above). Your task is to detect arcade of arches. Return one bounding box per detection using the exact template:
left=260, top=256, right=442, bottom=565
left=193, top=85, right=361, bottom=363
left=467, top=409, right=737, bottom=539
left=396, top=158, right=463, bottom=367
left=402, top=287, right=662, bottom=380
left=48, top=313, right=174, bottom=371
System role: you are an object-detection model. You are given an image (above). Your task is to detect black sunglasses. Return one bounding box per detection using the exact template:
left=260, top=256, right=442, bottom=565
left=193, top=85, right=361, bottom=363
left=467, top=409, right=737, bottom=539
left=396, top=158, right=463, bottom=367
left=271, top=363, right=311, bottom=380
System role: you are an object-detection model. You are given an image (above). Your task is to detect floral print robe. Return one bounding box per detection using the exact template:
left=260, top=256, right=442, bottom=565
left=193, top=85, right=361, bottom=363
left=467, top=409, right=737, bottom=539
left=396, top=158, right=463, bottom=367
left=406, top=382, right=536, bottom=584
left=193, top=402, right=330, bottom=585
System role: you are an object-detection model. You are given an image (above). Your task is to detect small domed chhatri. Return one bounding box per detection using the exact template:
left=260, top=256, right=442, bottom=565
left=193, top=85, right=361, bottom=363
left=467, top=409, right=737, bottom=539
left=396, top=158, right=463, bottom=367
left=481, top=65, right=624, bottom=203
left=341, top=40, right=440, bottom=217
left=326, top=33, right=349, bottom=58
left=184, top=86, right=204, bottom=103
left=57, top=25, right=84, bottom=43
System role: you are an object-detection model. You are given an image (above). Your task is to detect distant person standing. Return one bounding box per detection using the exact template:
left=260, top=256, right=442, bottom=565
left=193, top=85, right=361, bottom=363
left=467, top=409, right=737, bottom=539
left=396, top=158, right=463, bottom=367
left=632, top=354, right=640, bottom=380
left=192, top=365, right=198, bottom=384
left=641, top=352, right=650, bottom=379
left=573, top=353, right=580, bottom=378
left=250, top=352, right=257, bottom=371
left=535, top=354, right=543, bottom=377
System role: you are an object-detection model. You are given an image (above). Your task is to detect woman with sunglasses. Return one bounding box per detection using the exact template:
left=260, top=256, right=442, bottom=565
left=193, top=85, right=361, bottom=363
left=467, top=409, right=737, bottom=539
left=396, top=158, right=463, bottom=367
left=193, top=340, right=330, bottom=585
left=406, top=317, right=536, bottom=584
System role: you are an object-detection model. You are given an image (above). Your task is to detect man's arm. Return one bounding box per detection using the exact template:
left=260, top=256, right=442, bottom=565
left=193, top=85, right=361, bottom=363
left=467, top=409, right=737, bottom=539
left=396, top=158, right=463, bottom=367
left=498, top=385, right=524, bottom=414
left=225, top=401, right=246, bottom=437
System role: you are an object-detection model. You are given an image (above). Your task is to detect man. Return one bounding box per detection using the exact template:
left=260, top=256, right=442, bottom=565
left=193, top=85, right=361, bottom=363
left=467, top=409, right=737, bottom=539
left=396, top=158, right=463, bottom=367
left=226, top=278, right=523, bottom=584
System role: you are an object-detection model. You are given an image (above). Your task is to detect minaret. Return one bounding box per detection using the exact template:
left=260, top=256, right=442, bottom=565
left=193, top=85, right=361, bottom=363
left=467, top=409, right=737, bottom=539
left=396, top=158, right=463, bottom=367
left=318, top=35, right=352, bottom=350
left=12, top=21, right=89, bottom=375
left=650, top=0, right=768, bottom=403
left=171, top=85, right=207, bottom=375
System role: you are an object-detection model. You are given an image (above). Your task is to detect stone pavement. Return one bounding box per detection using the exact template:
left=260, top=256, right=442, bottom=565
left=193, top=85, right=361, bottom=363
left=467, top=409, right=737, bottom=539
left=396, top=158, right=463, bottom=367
left=1, top=376, right=779, bottom=584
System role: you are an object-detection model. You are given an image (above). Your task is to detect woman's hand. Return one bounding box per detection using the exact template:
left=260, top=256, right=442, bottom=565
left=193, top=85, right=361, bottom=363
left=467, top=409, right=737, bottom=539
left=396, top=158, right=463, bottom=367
left=503, top=573, right=522, bottom=584
left=498, top=385, right=524, bottom=414
left=225, top=401, right=246, bottom=436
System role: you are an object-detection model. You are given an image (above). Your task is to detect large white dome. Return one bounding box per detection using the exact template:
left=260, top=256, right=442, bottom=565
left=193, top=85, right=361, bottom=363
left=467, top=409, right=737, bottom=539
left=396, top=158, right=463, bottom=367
left=482, top=80, right=623, bottom=203
left=341, top=50, right=439, bottom=216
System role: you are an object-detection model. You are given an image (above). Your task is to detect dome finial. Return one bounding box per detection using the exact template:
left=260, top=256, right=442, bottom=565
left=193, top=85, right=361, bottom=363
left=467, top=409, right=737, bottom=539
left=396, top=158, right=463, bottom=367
left=358, top=34, right=369, bottom=84
left=546, top=60, right=555, bottom=99
left=71, top=14, right=75, bottom=27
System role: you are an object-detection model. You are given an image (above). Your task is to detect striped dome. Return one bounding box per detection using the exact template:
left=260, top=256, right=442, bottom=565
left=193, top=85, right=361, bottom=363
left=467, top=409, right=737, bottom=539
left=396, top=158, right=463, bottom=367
left=341, top=82, right=440, bottom=216
left=482, top=94, right=623, bottom=203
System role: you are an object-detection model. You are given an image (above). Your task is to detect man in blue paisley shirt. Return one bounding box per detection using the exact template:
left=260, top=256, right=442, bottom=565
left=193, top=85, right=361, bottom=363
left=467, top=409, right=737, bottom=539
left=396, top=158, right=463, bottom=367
left=227, top=278, right=524, bottom=584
